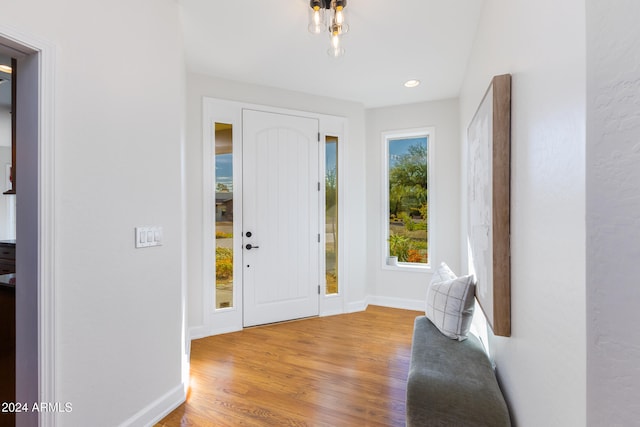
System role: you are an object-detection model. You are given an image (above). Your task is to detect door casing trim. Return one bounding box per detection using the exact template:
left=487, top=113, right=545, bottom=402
left=0, top=24, right=57, bottom=427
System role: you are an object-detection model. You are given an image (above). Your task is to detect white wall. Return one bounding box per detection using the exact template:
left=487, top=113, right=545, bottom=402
left=186, top=72, right=368, bottom=330
left=1, top=1, right=186, bottom=425
left=0, top=84, right=14, bottom=243
left=365, top=99, right=461, bottom=308
left=0, top=106, right=9, bottom=147
left=459, top=1, right=586, bottom=425
left=586, top=1, right=640, bottom=425
left=0, top=146, right=15, bottom=240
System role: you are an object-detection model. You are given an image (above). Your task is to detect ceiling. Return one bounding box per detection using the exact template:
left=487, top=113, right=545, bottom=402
left=180, top=0, right=485, bottom=108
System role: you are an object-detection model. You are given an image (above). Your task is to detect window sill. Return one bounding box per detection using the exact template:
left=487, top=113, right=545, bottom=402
left=382, top=262, right=431, bottom=273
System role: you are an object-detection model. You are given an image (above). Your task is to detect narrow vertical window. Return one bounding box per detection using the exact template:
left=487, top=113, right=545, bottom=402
left=215, top=123, right=234, bottom=308
left=386, top=132, right=429, bottom=266
left=325, top=136, right=338, bottom=294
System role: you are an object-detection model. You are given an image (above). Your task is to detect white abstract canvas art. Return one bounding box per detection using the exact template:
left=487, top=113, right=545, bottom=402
left=467, top=85, right=495, bottom=324
left=466, top=74, right=511, bottom=337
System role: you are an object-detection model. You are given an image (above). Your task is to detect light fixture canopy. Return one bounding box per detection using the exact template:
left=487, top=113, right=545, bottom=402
left=308, top=0, right=349, bottom=58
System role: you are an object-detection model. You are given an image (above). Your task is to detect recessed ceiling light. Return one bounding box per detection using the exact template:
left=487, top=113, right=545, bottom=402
left=404, top=79, right=421, bottom=88
left=0, top=65, right=12, bottom=74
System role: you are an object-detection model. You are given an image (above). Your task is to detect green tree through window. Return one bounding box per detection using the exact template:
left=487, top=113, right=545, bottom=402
left=325, top=136, right=338, bottom=294
left=387, top=136, right=428, bottom=265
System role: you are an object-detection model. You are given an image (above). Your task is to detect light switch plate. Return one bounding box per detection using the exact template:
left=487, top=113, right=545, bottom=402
left=135, top=226, right=163, bottom=248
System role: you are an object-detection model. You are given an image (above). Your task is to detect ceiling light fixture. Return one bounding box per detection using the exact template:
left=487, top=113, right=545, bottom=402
left=0, top=65, right=12, bottom=74
left=404, top=79, right=421, bottom=88
left=308, top=0, right=349, bottom=58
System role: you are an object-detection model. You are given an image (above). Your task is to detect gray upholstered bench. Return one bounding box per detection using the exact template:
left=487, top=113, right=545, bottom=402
left=406, top=316, right=511, bottom=427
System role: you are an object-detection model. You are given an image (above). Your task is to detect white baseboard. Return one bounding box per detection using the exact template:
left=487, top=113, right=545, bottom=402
left=320, top=307, right=346, bottom=317
left=188, top=296, right=420, bottom=342
left=119, top=383, right=186, bottom=427
left=347, top=299, right=368, bottom=313
left=190, top=324, right=243, bottom=341
left=367, top=295, right=425, bottom=312
left=188, top=325, right=208, bottom=341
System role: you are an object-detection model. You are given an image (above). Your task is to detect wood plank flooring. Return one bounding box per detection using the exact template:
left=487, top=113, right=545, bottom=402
left=156, top=305, right=422, bottom=427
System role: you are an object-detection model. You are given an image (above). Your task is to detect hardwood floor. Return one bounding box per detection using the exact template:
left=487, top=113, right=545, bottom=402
left=156, top=305, right=422, bottom=427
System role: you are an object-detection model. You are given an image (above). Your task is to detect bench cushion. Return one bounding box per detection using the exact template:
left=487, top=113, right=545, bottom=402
left=406, top=316, right=511, bottom=427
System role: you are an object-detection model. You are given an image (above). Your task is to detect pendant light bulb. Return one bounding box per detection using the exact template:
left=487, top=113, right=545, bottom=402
left=308, top=1, right=326, bottom=34
left=332, top=0, right=349, bottom=33
left=331, top=32, right=340, bottom=49
left=327, top=29, right=345, bottom=58
left=335, top=6, right=345, bottom=25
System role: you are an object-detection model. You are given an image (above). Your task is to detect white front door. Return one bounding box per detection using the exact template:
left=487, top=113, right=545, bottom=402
left=242, top=109, right=320, bottom=327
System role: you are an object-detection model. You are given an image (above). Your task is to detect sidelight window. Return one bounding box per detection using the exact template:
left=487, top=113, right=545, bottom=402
left=215, top=122, right=234, bottom=309
left=325, top=136, right=338, bottom=294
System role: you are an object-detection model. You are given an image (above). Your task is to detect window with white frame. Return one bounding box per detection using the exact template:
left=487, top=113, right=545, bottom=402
left=383, top=128, right=433, bottom=268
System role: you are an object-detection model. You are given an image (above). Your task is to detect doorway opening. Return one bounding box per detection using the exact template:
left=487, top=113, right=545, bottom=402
left=0, top=28, right=56, bottom=426
left=0, top=51, right=16, bottom=427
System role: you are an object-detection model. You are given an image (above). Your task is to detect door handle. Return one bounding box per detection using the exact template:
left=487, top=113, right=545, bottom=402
left=245, top=244, right=259, bottom=250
